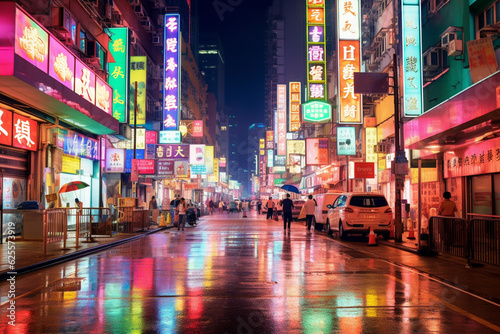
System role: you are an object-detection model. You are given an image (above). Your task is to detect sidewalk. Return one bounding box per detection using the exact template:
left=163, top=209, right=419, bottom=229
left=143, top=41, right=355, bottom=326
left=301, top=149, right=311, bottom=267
left=0, top=223, right=174, bottom=280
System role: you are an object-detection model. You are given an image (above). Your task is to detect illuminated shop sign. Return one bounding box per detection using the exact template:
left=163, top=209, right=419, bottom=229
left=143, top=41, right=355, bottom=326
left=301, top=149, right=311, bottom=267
left=338, top=0, right=360, bottom=40
left=302, top=100, right=332, bottom=123
left=163, top=14, right=180, bottom=130
left=145, top=131, right=157, bottom=144
left=108, top=28, right=129, bottom=122
left=179, top=120, right=203, bottom=138
left=277, top=85, right=287, bottom=155
left=75, top=59, right=96, bottom=105
left=402, top=0, right=423, bottom=116
left=189, top=144, right=205, bottom=165
left=125, top=149, right=144, bottom=173
left=286, top=140, right=305, bottom=166
left=289, top=82, right=301, bottom=132
left=157, top=159, right=174, bottom=176
left=136, top=159, right=156, bottom=174
left=266, top=131, right=274, bottom=149
left=337, top=127, right=356, bottom=156
left=62, top=132, right=99, bottom=160
left=49, top=36, right=74, bottom=90
left=130, top=56, right=147, bottom=125
left=155, top=144, right=189, bottom=160
left=15, top=8, right=48, bottom=72
left=159, top=130, right=182, bottom=144
left=105, top=148, right=125, bottom=173
left=205, top=145, right=214, bottom=175
left=307, top=0, right=327, bottom=101
left=267, top=149, right=274, bottom=168
left=0, top=109, right=39, bottom=152
left=306, top=138, right=329, bottom=165
left=96, top=76, right=112, bottom=114
left=365, top=127, right=377, bottom=163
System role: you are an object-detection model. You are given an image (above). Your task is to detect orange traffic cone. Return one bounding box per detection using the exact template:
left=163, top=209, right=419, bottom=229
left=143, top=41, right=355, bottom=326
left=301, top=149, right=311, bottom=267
left=407, top=227, right=416, bottom=240
left=368, top=227, right=378, bottom=246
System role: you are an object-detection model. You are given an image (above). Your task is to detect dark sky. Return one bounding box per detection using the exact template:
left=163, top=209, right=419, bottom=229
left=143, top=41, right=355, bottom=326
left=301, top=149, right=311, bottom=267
left=198, top=0, right=273, bottom=131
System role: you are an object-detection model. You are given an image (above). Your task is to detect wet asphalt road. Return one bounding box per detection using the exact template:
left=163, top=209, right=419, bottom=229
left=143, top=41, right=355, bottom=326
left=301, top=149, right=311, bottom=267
left=1, top=211, right=500, bottom=333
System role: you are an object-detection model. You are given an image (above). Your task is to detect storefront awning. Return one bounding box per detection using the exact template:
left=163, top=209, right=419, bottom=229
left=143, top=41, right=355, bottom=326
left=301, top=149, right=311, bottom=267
left=404, top=71, right=500, bottom=153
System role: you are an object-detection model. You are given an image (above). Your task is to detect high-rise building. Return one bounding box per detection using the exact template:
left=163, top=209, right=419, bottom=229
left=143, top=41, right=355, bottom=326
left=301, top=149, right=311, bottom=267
left=248, top=123, right=266, bottom=195
left=198, top=33, right=226, bottom=111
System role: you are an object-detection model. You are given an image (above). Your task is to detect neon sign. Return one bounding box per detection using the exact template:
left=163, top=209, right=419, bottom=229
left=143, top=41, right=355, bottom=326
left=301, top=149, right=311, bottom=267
left=277, top=85, right=287, bottom=155
left=108, top=28, right=129, bottom=122
left=163, top=14, right=180, bottom=130
left=289, top=82, right=301, bottom=132
left=306, top=0, right=327, bottom=101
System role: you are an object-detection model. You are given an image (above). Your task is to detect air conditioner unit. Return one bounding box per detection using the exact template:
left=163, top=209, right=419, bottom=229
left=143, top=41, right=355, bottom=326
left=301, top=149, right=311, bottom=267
left=61, top=37, right=74, bottom=46
left=112, top=12, right=122, bottom=24
left=441, top=32, right=456, bottom=47
left=152, top=36, right=161, bottom=45
left=423, top=49, right=439, bottom=71
left=478, top=25, right=499, bottom=38
left=134, top=5, right=145, bottom=18
left=447, top=39, right=463, bottom=57
left=141, top=19, right=153, bottom=32
left=129, top=0, right=140, bottom=5
left=85, top=57, right=101, bottom=68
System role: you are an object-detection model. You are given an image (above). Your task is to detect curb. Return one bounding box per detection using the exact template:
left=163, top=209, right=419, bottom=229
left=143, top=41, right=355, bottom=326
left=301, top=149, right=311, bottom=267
left=0, top=226, right=174, bottom=281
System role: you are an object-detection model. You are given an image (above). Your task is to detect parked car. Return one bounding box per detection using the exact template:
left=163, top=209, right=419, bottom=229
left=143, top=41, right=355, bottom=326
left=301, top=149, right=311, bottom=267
left=326, top=192, right=392, bottom=240
left=291, top=200, right=305, bottom=220
left=313, top=192, right=342, bottom=227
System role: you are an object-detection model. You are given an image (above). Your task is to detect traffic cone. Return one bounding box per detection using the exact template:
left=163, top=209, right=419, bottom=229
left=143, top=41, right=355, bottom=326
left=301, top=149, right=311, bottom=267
left=407, top=227, right=416, bottom=240
left=367, top=227, right=378, bottom=246
left=159, top=213, right=166, bottom=227
left=166, top=212, right=171, bottom=226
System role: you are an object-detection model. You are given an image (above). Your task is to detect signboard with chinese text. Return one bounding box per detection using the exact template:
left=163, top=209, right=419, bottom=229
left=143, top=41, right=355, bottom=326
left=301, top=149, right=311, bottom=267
left=267, top=149, right=274, bottom=168
left=337, top=127, right=356, bottom=155
left=96, top=76, right=112, bottom=114
left=155, top=144, right=189, bottom=159
left=205, top=145, right=214, bottom=175
left=338, top=0, right=360, bottom=40
left=125, top=149, right=144, bottom=173
left=338, top=40, right=362, bottom=123
left=157, top=159, right=174, bottom=176
left=0, top=109, right=13, bottom=146
left=266, top=131, right=274, bottom=149
left=219, top=157, right=227, bottom=168
left=12, top=114, right=38, bottom=151
left=402, top=0, right=423, bottom=116
left=130, top=56, right=147, bottom=125
left=274, top=155, right=286, bottom=167
left=307, top=0, right=327, bottom=101
left=306, top=138, right=329, bottom=165
left=62, top=132, right=99, bottom=160
left=108, top=28, right=129, bottom=122
left=302, top=101, right=332, bottom=122
left=146, top=131, right=157, bottom=144
left=189, top=144, right=205, bottom=165
left=49, top=36, right=74, bottom=90
left=105, top=148, right=125, bottom=173
left=15, top=8, right=48, bottom=73
left=289, top=82, right=301, bottom=131
left=179, top=120, right=203, bottom=138
left=365, top=127, right=378, bottom=163
left=286, top=140, right=305, bottom=166
left=467, top=38, right=498, bottom=83
left=75, top=59, right=96, bottom=104
left=136, top=159, right=155, bottom=174
left=62, top=154, right=80, bottom=174
left=159, top=130, right=181, bottom=144
left=163, top=14, right=180, bottom=130
left=277, top=85, right=287, bottom=155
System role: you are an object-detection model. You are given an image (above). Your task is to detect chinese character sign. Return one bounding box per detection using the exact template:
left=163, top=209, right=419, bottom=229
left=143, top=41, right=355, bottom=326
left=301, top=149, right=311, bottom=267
left=12, top=114, right=38, bottom=151
left=365, top=127, right=378, bottom=163
left=306, top=138, right=329, bottom=165
left=338, top=0, right=360, bottom=40
left=49, top=36, right=74, bottom=91
left=289, top=82, right=301, bottom=132
left=337, top=127, right=356, bottom=156
left=205, top=145, right=214, bottom=175
left=163, top=14, right=180, bottom=130
left=96, top=76, right=112, bottom=114
left=105, top=148, right=125, bottom=173
left=75, top=59, right=96, bottom=104
left=108, top=28, right=129, bottom=122
left=15, top=8, right=48, bottom=73
left=402, top=1, right=423, bottom=116
left=0, top=109, right=13, bottom=146
left=266, top=131, right=274, bottom=149
left=302, top=101, right=332, bottom=123
left=277, top=84, right=287, bottom=155
left=307, top=0, right=327, bottom=102
left=130, top=56, right=147, bottom=125
left=338, top=40, right=362, bottom=123
left=155, top=144, right=189, bottom=160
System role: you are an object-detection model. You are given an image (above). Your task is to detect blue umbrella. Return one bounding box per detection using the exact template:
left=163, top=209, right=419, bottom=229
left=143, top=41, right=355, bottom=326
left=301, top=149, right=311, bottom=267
left=281, top=184, right=300, bottom=194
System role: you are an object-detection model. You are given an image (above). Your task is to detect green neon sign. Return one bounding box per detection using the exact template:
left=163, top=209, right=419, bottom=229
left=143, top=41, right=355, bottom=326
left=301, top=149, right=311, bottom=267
left=302, top=101, right=332, bottom=123
left=108, top=28, right=129, bottom=123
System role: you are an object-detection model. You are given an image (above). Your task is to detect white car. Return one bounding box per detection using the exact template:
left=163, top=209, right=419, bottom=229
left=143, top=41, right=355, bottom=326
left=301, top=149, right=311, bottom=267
left=326, top=192, right=393, bottom=240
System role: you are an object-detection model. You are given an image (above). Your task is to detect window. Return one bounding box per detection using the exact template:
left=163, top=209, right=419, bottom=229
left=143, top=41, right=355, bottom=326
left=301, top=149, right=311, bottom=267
left=349, top=196, right=389, bottom=207
left=79, top=28, right=86, bottom=53
left=476, top=0, right=500, bottom=31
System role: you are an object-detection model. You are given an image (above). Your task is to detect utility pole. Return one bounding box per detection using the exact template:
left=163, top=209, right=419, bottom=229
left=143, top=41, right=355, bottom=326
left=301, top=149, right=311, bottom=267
left=132, top=81, right=138, bottom=198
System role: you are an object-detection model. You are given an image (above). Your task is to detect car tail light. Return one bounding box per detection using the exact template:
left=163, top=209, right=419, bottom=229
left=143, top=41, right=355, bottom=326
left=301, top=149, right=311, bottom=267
left=344, top=207, right=355, bottom=213
left=384, top=208, right=393, bottom=214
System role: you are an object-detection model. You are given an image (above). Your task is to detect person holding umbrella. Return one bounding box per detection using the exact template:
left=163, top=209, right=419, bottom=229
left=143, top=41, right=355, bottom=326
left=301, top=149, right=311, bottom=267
left=75, top=198, right=83, bottom=213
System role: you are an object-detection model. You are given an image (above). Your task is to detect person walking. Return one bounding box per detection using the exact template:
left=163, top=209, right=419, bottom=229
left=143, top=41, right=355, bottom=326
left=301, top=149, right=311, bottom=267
left=219, top=200, right=223, bottom=214
left=149, top=195, right=158, bottom=225
left=176, top=197, right=187, bottom=231
left=266, top=197, right=275, bottom=220
left=242, top=200, right=249, bottom=217
left=281, top=194, right=294, bottom=230
left=303, top=195, right=317, bottom=231
left=209, top=199, right=215, bottom=215
left=438, top=191, right=457, bottom=217
left=257, top=201, right=262, bottom=214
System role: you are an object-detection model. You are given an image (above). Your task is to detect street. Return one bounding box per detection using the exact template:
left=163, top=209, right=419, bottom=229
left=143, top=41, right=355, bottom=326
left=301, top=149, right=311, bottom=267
left=1, top=211, right=500, bottom=333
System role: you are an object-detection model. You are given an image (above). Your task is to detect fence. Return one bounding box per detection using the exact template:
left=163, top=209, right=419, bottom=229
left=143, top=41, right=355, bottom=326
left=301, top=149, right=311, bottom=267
left=428, top=214, right=500, bottom=266
left=115, top=206, right=149, bottom=232
left=43, top=209, right=67, bottom=255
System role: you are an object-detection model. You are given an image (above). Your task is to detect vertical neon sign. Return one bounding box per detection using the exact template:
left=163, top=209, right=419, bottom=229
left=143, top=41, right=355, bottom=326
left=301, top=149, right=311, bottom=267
left=289, top=82, right=301, bottom=131
left=337, top=0, right=362, bottom=124
left=108, top=28, right=129, bottom=122
left=402, top=0, right=423, bottom=116
left=163, top=14, right=180, bottom=130
left=306, top=0, right=327, bottom=101
left=277, top=84, right=287, bottom=156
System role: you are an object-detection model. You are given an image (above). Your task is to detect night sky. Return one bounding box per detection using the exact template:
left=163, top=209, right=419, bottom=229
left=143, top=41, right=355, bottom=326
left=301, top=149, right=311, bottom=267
left=198, top=0, right=273, bottom=132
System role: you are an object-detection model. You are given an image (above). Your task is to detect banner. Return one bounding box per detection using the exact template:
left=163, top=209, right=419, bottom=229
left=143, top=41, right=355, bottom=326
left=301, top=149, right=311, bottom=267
left=130, top=56, right=147, bottom=125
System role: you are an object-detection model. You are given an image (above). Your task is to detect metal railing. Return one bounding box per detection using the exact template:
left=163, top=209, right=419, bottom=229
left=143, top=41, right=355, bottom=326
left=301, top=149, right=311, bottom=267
left=428, top=214, right=500, bottom=266
left=43, top=209, right=67, bottom=254
left=115, top=206, right=148, bottom=232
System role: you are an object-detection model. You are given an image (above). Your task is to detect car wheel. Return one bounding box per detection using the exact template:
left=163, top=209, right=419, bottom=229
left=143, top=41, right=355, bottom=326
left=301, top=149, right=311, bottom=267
left=339, top=222, right=346, bottom=240
left=327, top=220, right=332, bottom=236
left=383, top=232, right=390, bottom=240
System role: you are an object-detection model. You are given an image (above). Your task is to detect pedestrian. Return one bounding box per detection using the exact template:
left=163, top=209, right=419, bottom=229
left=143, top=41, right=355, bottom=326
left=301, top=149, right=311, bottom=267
left=266, top=196, right=275, bottom=220
left=209, top=199, right=215, bottom=215
left=75, top=198, right=83, bottom=214
left=149, top=195, right=157, bottom=210
left=219, top=200, right=223, bottom=214
left=176, top=197, right=187, bottom=231
left=438, top=191, right=457, bottom=217
left=281, top=194, right=294, bottom=230
left=257, top=201, right=262, bottom=214
left=303, top=194, right=317, bottom=231
left=242, top=200, right=248, bottom=217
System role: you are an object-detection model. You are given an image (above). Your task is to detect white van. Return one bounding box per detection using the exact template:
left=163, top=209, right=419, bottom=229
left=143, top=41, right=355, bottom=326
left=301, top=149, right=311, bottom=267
left=313, top=191, right=342, bottom=227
